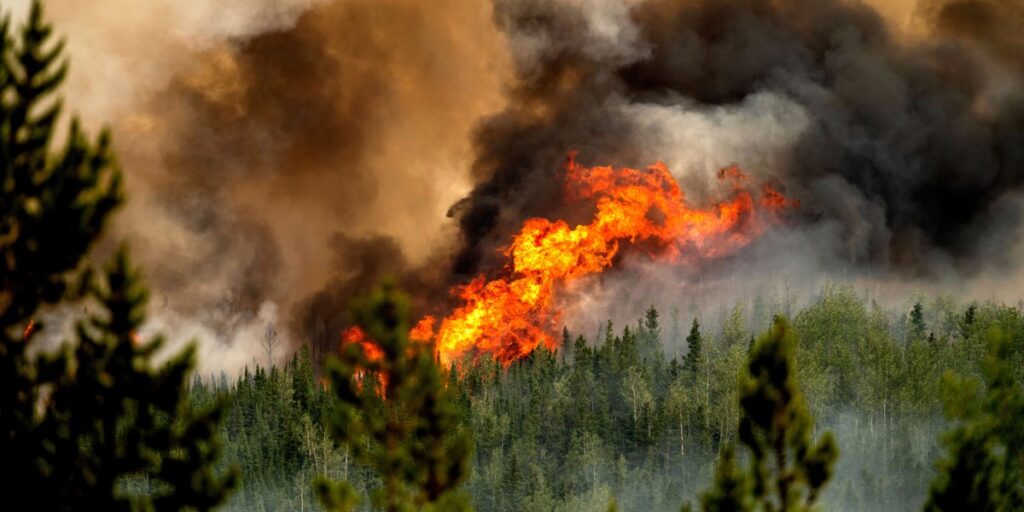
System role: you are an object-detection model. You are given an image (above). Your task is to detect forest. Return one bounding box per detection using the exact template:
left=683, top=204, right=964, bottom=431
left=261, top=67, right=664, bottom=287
left=3, top=1, right=1024, bottom=511
left=205, top=287, right=1024, bottom=511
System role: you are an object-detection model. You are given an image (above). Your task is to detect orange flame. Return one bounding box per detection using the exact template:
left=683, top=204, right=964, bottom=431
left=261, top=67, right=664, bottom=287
left=421, top=154, right=796, bottom=366
left=341, top=326, right=384, bottom=361
left=336, top=155, right=796, bottom=369
left=340, top=326, right=388, bottom=393
left=410, top=316, right=436, bottom=342
left=23, top=319, right=35, bottom=339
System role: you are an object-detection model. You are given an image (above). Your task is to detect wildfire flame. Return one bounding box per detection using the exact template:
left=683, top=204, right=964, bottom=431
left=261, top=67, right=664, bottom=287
left=341, top=326, right=384, bottom=361
left=23, top=319, right=35, bottom=339
left=340, top=326, right=388, bottom=393
left=424, top=154, right=796, bottom=366
left=340, top=154, right=797, bottom=369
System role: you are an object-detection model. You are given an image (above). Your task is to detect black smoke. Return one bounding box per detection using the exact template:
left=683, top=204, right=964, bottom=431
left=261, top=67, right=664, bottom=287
left=451, top=0, right=1024, bottom=280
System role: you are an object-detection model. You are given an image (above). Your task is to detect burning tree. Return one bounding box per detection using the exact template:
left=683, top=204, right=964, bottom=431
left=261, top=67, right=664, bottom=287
left=316, top=281, right=472, bottom=512
left=419, top=154, right=796, bottom=367
left=0, top=2, right=234, bottom=509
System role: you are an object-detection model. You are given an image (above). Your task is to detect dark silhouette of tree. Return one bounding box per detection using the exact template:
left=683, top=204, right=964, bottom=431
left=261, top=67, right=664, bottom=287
left=691, top=317, right=837, bottom=512
left=694, top=447, right=752, bottom=512
left=562, top=325, right=573, bottom=363
left=0, top=3, right=235, bottom=509
left=263, top=322, right=280, bottom=367
left=316, top=282, right=472, bottom=512
left=924, top=332, right=1024, bottom=511
left=909, top=302, right=927, bottom=343
left=684, top=318, right=703, bottom=382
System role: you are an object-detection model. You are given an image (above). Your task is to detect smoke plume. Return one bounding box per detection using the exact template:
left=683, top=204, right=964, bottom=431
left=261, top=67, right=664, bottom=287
left=455, top=0, right=1024, bottom=279
left=23, top=0, right=1024, bottom=371
left=25, top=0, right=509, bottom=373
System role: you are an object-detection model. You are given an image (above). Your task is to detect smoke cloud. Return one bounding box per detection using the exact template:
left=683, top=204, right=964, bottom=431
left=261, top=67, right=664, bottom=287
left=448, top=0, right=1024, bottom=332
left=22, top=0, right=1024, bottom=371
left=22, top=0, right=509, bottom=373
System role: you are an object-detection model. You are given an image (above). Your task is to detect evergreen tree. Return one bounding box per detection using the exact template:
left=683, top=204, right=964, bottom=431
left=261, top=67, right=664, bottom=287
left=640, top=305, right=663, bottom=362
left=317, top=282, right=472, bottom=512
left=562, top=325, right=573, bottom=363
left=644, top=305, right=661, bottom=339
left=697, top=317, right=837, bottom=512
left=684, top=318, right=703, bottom=382
left=41, top=251, right=237, bottom=510
left=924, top=332, right=1024, bottom=511
left=0, top=3, right=234, bottom=509
left=605, top=319, right=616, bottom=347
left=696, top=447, right=752, bottom=512
left=909, top=302, right=927, bottom=343
left=959, top=304, right=977, bottom=340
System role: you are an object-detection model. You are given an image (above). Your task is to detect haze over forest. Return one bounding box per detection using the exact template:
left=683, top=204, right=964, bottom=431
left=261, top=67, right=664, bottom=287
left=2, top=0, right=1024, bottom=511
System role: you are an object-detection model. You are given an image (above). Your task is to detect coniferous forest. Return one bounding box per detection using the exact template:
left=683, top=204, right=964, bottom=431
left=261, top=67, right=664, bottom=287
left=4, top=1, right=1024, bottom=511
left=206, top=288, right=1024, bottom=511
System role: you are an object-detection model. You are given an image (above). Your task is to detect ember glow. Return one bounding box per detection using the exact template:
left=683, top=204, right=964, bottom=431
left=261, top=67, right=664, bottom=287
left=418, top=154, right=797, bottom=366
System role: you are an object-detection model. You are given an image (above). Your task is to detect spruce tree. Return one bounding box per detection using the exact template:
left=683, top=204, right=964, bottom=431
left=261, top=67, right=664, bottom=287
left=562, top=325, right=573, bottom=363
left=684, top=318, right=703, bottom=382
left=694, top=317, right=837, bottom=512
left=640, top=305, right=663, bottom=362
left=741, top=317, right=837, bottom=511
left=0, top=3, right=235, bottom=508
left=924, top=332, right=1024, bottom=510
left=316, top=282, right=472, bottom=512
left=909, top=302, right=927, bottom=343
left=695, top=447, right=753, bottom=512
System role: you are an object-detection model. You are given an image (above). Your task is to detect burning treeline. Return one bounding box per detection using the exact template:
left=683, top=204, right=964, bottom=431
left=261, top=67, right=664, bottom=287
left=338, top=0, right=1024, bottom=368
left=42, top=0, right=1024, bottom=373
left=343, top=154, right=795, bottom=367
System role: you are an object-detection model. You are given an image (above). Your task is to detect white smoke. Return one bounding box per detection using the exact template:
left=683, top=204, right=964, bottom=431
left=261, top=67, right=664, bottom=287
left=140, top=301, right=285, bottom=377
left=6, top=0, right=325, bottom=127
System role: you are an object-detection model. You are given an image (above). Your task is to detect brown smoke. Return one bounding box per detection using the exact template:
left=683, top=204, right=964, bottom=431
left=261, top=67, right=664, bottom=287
left=31, top=0, right=510, bottom=371
left=27, top=0, right=1024, bottom=372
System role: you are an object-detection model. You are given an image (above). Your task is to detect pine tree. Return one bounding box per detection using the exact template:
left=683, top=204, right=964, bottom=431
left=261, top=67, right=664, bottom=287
left=909, top=302, right=927, bottom=343
left=562, top=325, right=573, bottom=363
left=684, top=318, right=703, bottom=382
left=640, top=305, right=663, bottom=362
left=316, top=282, right=472, bottom=512
left=924, top=332, right=1024, bottom=510
left=959, top=304, right=977, bottom=340
left=695, top=447, right=752, bottom=512
left=695, top=317, right=837, bottom=512
left=0, top=3, right=235, bottom=508
left=739, top=317, right=837, bottom=511
left=45, top=251, right=237, bottom=510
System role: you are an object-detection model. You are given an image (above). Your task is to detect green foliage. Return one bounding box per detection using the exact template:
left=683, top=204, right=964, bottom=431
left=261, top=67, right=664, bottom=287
left=910, top=302, right=927, bottom=343
left=700, top=317, right=838, bottom=512
left=0, top=3, right=234, bottom=509
left=0, top=1, right=120, bottom=328
left=924, top=332, right=1024, bottom=511
left=198, top=292, right=1023, bottom=511
left=740, top=317, right=838, bottom=511
left=42, top=251, right=236, bottom=510
left=316, top=282, right=472, bottom=512
left=697, top=447, right=752, bottom=512
left=684, top=318, right=703, bottom=382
